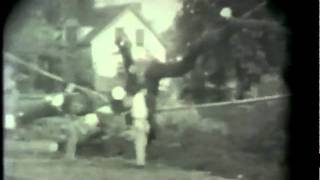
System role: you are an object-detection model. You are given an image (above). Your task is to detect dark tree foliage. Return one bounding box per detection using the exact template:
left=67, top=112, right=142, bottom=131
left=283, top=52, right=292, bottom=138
left=172, top=0, right=287, bottom=102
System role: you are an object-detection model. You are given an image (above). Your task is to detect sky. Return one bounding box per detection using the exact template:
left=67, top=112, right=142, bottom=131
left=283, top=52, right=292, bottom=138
left=94, top=0, right=182, bottom=33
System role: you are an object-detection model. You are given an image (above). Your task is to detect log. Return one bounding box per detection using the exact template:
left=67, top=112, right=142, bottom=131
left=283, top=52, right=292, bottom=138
left=16, top=98, right=61, bottom=125
left=15, top=92, right=99, bottom=126
left=15, top=93, right=68, bottom=126
left=15, top=104, right=132, bottom=159
left=5, top=140, right=58, bottom=154
left=18, top=112, right=107, bottom=159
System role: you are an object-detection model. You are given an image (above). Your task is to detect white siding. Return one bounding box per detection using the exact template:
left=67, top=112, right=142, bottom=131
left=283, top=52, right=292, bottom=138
left=90, top=10, right=166, bottom=91
left=78, top=26, right=94, bottom=40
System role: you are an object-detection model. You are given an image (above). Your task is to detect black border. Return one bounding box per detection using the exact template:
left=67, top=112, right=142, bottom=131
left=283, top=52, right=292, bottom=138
left=2, top=1, right=20, bottom=179
left=274, top=0, right=319, bottom=179
left=1, top=0, right=319, bottom=180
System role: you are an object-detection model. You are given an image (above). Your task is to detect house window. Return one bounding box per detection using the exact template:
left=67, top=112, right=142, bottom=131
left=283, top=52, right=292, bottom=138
left=136, top=29, right=144, bottom=46
left=115, top=27, right=124, bottom=40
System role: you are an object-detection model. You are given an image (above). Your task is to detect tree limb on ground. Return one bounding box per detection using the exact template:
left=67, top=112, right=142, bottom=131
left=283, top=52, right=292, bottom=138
left=241, top=1, right=267, bottom=18
left=228, top=17, right=286, bottom=32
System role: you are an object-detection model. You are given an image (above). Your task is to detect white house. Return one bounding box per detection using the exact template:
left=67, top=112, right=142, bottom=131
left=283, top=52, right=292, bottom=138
left=74, top=3, right=167, bottom=92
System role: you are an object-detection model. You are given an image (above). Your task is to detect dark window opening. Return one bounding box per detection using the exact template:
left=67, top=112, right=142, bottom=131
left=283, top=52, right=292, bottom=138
left=65, top=26, right=77, bottom=44
left=136, top=29, right=144, bottom=46
left=115, top=27, right=125, bottom=40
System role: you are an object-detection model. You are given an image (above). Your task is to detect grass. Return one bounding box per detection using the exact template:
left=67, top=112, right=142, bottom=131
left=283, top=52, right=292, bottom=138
left=75, top=97, right=288, bottom=180
left=6, top=96, right=288, bottom=180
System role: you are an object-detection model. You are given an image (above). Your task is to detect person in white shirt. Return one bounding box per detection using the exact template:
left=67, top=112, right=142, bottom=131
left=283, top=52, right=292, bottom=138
left=130, top=88, right=150, bottom=166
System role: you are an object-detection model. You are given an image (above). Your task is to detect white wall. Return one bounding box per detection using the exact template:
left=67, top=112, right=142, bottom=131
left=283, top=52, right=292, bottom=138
left=93, top=0, right=182, bottom=33
left=90, top=9, right=167, bottom=91
left=78, top=26, right=94, bottom=40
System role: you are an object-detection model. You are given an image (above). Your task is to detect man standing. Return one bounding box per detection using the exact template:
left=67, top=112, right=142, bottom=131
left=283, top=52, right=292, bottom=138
left=129, top=88, right=150, bottom=167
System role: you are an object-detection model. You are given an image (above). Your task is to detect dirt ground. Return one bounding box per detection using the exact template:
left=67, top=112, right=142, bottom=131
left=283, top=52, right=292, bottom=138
left=5, top=155, right=221, bottom=180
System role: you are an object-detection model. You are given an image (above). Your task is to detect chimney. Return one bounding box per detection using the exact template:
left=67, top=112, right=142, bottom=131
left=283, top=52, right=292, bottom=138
left=64, top=18, right=79, bottom=46
left=60, top=0, right=78, bottom=19
left=77, top=0, right=94, bottom=23
left=129, top=3, right=142, bottom=13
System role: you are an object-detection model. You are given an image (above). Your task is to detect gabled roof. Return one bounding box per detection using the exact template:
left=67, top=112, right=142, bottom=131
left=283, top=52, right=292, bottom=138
left=131, top=9, right=167, bottom=49
left=78, top=4, right=167, bottom=48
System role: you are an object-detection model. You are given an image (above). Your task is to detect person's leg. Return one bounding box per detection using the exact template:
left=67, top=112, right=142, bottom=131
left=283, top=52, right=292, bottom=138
left=125, top=112, right=133, bottom=126
left=64, top=122, right=78, bottom=160
left=134, top=129, right=148, bottom=166
left=147, top=115, right=157, bottom=143
left=133, top=119, right=150, bottom=166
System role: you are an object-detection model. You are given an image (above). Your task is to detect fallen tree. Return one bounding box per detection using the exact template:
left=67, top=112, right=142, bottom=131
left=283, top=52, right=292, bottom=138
left=115, top=1, right=286, bottom=145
